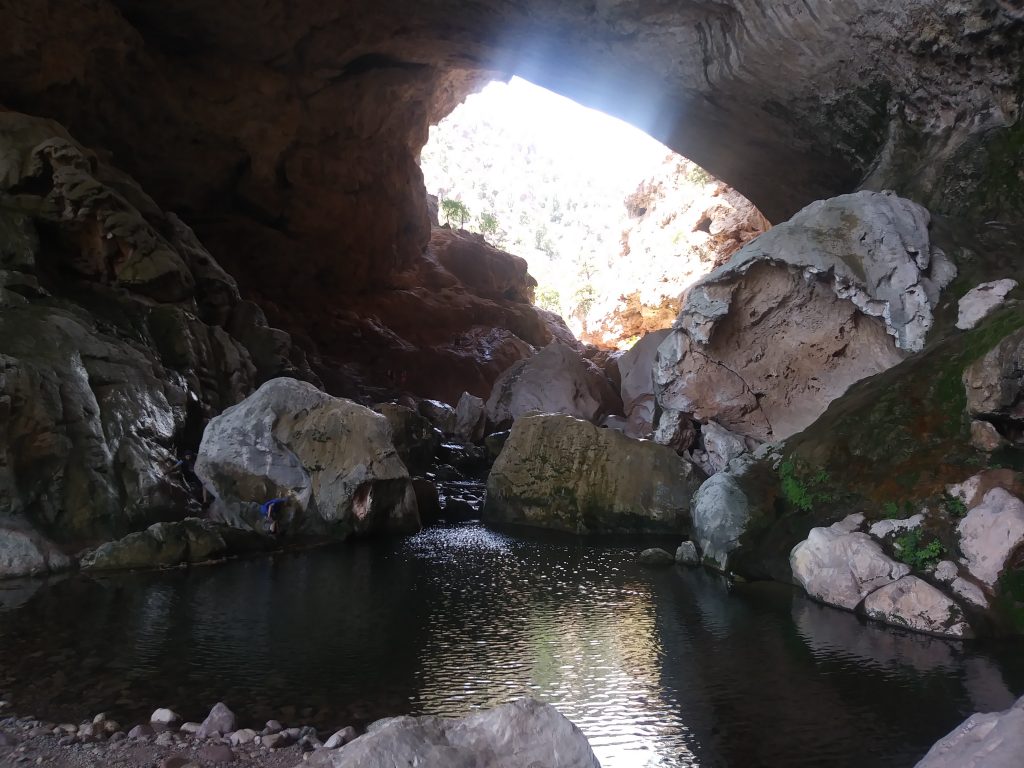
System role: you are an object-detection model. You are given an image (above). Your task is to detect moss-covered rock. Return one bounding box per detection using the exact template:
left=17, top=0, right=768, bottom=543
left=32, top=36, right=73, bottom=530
left=483, top=413, right=703, bottom=535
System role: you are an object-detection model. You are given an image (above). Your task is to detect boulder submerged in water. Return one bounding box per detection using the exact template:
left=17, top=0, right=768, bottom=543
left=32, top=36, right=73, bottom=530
left=301, top=698, right=600, bottom=768
left=483, top=413, right=702, bottom=535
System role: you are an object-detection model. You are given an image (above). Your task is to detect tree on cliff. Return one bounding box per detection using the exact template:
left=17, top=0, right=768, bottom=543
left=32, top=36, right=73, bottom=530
left=441, top=198, right=471, bottom=228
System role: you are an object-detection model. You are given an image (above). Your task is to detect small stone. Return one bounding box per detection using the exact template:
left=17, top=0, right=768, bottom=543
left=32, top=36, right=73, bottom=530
left=128, top=724, right=155, bottom=740
left=155, top=731, right=174, bottom=746
left=109, top=731, right=126, bottom=742
left=28, top=727, right=49, bottom=738
left=178, top=722, right=201, bottom=735
left=197, top=743, right=235, bottom=764
left=57, top=735, right=76, bottom=747
left=283, top=728, right=303, bottom=740
left=228, top=728, right=257, bottom=746
left=197, top=703, right=236, bottom=739
left=0, top=731, right=16, bottom=747
left=934, top=560, right=958, bottom=584
left=151, top=708, right=182, bottom=727
left=261, top=732, right=290, bottom=749
left=674, top=541, right=700, bottom=566
left=969, top=420, right=1008, bottom=453
left=637, top=548, right=675, bottom=566
left=263, top=720, right=283, bottom=735
left=92, top=713, right=107, bottom=725
left=323, top=726, right=358, bottom=749
left=868, top=513, right=924, bottom=539
left=57, top=724, right=76, bottom=734
left=158, top=756, right=193, bottom=768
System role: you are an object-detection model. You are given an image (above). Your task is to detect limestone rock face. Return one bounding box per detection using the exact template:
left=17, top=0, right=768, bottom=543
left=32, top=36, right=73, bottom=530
left=0, top=519, right=70, bottom=578
left=790, top=515, right=911, bottom=610
left=196, top=378, right=419, bottom=538
left=485, top=343, right=622, bottom=429
left=303, top=699, right=600, bottom=768
left=957, top=279, right=1018, bottom=330
left=616, top=330, right=672, bottom=439
left=580, top=158, right=770, bottom=349
left=863, top=575, right=972, bottom=638
left=956, top=487, right=1024, bottom=588
left=0, top=112, right=314, bottom=544
left=484, top=413, right=702, bottom=535
left=915, top=695, right=1024, bottom=768
left=654, top=191, right=954, bottom=443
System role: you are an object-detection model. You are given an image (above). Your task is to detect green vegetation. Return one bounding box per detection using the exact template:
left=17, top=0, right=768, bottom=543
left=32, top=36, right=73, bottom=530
left=943, top=494, right=968, bottom=519
left=882, top=501, right=900, bottom=519
left=779, top=459, right=833, bottom=513
left=894, top=529, right=945, bottom=571
left=477, top=211, right=500, bottom=239
left=440, top=198, right=471, bottom=228
left=686, top=165, right=713, bottom=185
left=535, top=285, right=562, bottom=313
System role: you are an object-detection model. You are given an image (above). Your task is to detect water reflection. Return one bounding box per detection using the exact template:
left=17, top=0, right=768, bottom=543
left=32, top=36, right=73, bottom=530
left=0, top=523, right=1022, bottom=768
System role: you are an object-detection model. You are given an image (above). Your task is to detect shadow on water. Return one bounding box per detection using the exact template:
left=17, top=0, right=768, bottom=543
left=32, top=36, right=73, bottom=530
left=1, top=522, right=1022, bottom=768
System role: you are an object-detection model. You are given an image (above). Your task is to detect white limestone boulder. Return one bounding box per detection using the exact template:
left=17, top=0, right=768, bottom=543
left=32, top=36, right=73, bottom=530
left=956, top=279, right=1017, bottom=331
left=790, top=514, right=910, bottom=609
left=915, top=695, right=1024, bottom=768
left=863, top=575, right=972, bottom=638
left=956, top=487, right=1024, bottom=588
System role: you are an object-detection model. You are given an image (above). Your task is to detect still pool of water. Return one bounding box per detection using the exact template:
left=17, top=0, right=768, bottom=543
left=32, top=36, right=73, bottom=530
left=1, top=522, right=1022, bottom=767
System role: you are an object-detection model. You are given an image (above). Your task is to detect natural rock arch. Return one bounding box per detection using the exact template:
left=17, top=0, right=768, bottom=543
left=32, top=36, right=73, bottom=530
left=1, top=0, right=1022, bottom=383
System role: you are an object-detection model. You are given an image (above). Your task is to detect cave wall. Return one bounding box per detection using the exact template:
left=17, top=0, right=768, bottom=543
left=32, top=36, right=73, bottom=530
left=3, top=2, right=1022, bottom=283
left=1, top=1, right=1022, bottom=403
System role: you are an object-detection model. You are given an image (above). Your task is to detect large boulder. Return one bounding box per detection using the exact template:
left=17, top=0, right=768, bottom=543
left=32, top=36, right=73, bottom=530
left=689, top=448, right=782, bottom=574
left=616, top=330, right=672, bottom=439
left=956, top=487, right=1024, bottom=588
left=863, top=575, right=972, bottom=638
left=790, top=514, right=910, bottom=610
left=485, top=343, right=622, bottom=429
left=790, top=513, right=975, bottom=639
left=654, top=191, right=955, bottom=443
left=484, top=413, right=703, bottom=535
left=957, top=279, right=1018, bottom=330
left=0, top=518, right=70, bottom=578
left=915, top=695, right=1024, bottom=768
left=302, top=699, right=599, bottom=768
left=196, top=378, right=419, bottom=539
